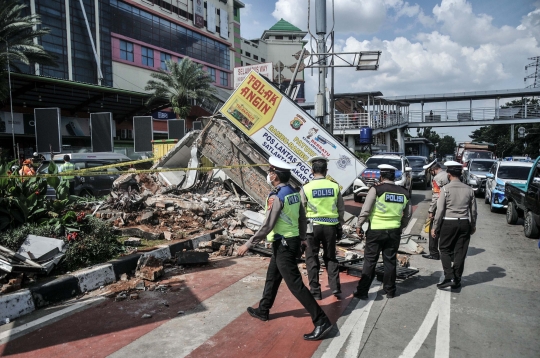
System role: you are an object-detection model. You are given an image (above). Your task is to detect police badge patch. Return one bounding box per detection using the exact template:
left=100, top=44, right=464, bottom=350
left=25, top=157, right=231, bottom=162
left=336, top=155, right=351, bottom=170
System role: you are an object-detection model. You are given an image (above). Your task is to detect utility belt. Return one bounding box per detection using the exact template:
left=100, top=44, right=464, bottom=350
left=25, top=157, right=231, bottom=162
left=306, top=218, right=338, bottom=233
left=272, top=235, right=300, bottom=248
left=443, top=217, right=469, bottom=221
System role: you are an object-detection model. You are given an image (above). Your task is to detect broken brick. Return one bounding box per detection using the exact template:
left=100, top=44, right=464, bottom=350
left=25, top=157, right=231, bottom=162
left=135, top=256, right=164, bottom=281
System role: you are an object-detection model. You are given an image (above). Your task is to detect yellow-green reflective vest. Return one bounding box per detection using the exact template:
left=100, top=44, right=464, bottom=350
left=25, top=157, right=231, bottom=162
left=266, top=185, right=300, bottom=241
left=368, top=183, right=409, bottom=230
left=303, top=178, right=340, bottom=225
left=61, top=162, right=75, bottom=180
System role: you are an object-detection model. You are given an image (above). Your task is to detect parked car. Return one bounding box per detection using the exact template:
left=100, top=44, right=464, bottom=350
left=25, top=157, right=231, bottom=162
left=38, top=152, right=135, bottom=199
left=463, top=159, right=496, bottom=196
left=505, top=156, right=540, bottom=238
left=484, top=161, right=533, bottom=212
left=406, top=156, right=431, bottom=189
left=353, top=154, right=412, bottom=202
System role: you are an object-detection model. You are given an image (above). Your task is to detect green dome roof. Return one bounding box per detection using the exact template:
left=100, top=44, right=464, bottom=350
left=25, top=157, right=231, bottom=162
left=269, top=18, right=302, bottom=32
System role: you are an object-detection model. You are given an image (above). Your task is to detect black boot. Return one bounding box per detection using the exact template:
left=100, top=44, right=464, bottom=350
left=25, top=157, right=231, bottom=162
left=451, top=278, right=461, bottom=289
left=352, top=289, right=369, bottom=300
left=437, top=278, right=455, bottom=289
left=422, top=254, right=440, bottom=260
left=247, top=307, right=269, bottom=321
left=303, top=319, right=333, bottom=341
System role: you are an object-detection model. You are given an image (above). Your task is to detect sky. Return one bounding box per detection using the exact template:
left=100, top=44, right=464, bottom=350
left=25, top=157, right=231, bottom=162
left=239, top=0, right=540, bottom=142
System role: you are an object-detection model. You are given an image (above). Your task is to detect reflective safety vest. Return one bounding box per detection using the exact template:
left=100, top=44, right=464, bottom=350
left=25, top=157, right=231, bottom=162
left=369, top=183, right=410, bottom=230
left=266, top=184, right=301, bottom=241
left=61, top=162, right=75, bottom=180
left=303, top=178, right=340, bottom=225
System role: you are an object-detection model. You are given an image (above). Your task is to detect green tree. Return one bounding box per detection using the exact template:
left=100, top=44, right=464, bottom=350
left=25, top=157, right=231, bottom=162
left=0, top=0, right=56, bottom=100
left=145, top=58, right=217, bottom=119
left=470, top=98, right=540, bottom=159
left=438, top=135, right=457, bottom=157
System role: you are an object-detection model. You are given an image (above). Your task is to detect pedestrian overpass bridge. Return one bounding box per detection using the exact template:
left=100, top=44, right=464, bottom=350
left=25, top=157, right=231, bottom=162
left=302, top=88, right=540, bottom=152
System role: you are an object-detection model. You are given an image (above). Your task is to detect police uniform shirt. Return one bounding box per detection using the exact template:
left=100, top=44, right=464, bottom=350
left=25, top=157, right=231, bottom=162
left=299, top=177, right=346, bottom=226
left=356, top=180, right=412, bottom=229
left=429, top=169, right=449, bottom=213
left=245, top=183, right=307, bottom=248
left=432, top=180, right=478, bottom=233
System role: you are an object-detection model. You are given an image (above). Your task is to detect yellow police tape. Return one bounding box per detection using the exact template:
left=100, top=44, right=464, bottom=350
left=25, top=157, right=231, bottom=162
left=1, top=163, right=270, bottom=180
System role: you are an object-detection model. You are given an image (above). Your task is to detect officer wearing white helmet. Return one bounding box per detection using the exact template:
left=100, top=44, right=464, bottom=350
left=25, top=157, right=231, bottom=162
left=353, top=164, right=412, bottom=299
left=431, top=161, right=477, bottom=289
left=237, top=156, right=333, bottom=341
left=422, top=159, right=449, bottom=260
left=300, top=156, right=345, bottom=300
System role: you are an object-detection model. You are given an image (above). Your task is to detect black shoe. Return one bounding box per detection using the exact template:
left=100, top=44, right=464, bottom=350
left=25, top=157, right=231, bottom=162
left=422, top=254, right=440, bottom=260
left=247, top=307, right=268, bottom=321
left=352, top=290, right=369, bottom=300
left=451, top=279, right=461, bottom=289
left=303, top=320, right=333, bottom=341
left=437, top=278, right=455, bottom=289
left=311, top=291, right=322, bottom=300
left=332, top=289, right=341, bottom=296
left=383, top=290, right=395, bottom=298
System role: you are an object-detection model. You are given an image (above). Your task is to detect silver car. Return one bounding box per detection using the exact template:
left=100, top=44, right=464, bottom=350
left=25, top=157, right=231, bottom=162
left=463, top=159, right=497, bottom=196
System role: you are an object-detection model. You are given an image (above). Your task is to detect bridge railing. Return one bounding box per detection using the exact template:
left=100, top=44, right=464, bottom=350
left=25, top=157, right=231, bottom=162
left=409, top=105, right=540, bottom=123
left=333, top=112, right=410, bottom=130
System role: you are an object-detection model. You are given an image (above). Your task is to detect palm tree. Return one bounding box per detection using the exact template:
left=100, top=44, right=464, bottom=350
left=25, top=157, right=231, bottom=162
left=0, top=0, right=57, bottom=100
left=145, top=58, right=217, bottom=119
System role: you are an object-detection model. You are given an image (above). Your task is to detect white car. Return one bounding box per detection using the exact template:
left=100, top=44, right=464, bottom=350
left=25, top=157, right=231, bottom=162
left=353, top=154, right=412, bottom=202
left=463, top=159, right=496, bottom=196
left=484, top=161, right=533, bottom=212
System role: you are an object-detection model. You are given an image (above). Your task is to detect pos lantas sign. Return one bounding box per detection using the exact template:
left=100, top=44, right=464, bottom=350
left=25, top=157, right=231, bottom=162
left=219, top=71, right=366, bottom=192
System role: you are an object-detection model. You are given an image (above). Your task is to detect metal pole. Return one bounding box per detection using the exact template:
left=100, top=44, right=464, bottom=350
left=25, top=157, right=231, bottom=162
left=315, top=0, right=327, bottom=126
left=511, top=124, right=514, bottom=143
left=78, top=0, right=103, bottom=82
left=330, top=31, right=335, bottom=134
left=286, top=47, right=306, bottom=96
left=6, top=41, right=16, bottom=158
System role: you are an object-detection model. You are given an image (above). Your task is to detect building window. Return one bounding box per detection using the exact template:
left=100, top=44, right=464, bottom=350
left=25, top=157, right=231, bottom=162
left=120, top=40, right=134, bottom=62
left=261, top=58, right=266, bottom=62
left=141, top=46, right=154, bottom=67
left=275, top=35, right=283, bottom=40
left=233, top=7, right=239, bottom=17
left=253, top=55, right=258, bottom=60
left=161, top=53, right=172, bottom=69
left=245, top=63, right=250, bottom=66
left=245, top=52, right=251, bottom=57
left=220, top=71, right=228, bottom=86
left=207, top=67, right=216, bottom=82
left=288, top=36, right=296, bottom=40
left=241, top=61, right=243, bottom=66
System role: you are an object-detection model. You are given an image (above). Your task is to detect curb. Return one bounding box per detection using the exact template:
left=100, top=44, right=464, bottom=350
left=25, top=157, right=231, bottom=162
left=1, top=229, right=223, bottom=321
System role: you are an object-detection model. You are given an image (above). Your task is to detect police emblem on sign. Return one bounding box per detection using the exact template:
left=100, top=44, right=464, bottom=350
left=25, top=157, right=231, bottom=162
left=385, top=193, right=405, bottom=203
left=336, top=155, right=351, bottom=170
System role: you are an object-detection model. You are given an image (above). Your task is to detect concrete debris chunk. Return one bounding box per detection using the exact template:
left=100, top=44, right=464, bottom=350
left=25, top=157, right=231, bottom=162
left=177, top=251, right=209, bottom=265
left=135, top=256, right=164, bottom=281
left=124, top=238, right=142, bottom=247
left=141, top=314, right=152, bottom=319
left=119, top=227, right=164, bottom=241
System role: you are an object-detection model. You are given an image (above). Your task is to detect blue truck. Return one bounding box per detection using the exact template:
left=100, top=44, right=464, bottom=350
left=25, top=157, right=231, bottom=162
left=505, top=156, right=540, bottom=238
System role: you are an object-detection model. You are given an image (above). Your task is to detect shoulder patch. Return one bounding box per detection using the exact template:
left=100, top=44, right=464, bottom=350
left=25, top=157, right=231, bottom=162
left=384, top=193, right=405, bottom=203
left=267, top=197, right=275, bottom=211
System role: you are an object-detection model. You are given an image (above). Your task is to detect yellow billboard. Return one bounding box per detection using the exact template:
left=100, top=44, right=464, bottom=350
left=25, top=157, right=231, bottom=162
left=221, top=71, right=283, bottom=136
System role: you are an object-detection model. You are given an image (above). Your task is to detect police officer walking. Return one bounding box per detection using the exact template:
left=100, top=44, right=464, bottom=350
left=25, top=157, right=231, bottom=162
left=237, top=156, right=333, bottom=341
left=431, top=161, right=477, bottom=289
left=59, top=154, right=76, bottom=195
left=300, top=156, right=345, bottom=300
left=422, top=160, right=448, bottom=260
left=353, top=165, right=412, bottom=299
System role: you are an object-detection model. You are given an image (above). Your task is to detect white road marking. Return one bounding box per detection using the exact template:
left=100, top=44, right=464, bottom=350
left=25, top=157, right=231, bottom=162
left=399, top=286, right=452, bottom=358
left=321, top=282, right=382, bottom=358
left=0, top=296, right=105, bottom=343
left=403, top=218, right=417, bottom=235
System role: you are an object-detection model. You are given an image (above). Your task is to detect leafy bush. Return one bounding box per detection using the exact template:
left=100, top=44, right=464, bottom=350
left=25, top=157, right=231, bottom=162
left=60, top=216, right=123, bottom=271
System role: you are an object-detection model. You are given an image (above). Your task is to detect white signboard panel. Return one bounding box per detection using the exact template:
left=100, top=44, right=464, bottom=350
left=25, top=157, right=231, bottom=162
left=220, top=10, right=228, bottom=39
left=0, top=111, right=24, bottom=134
left=219, top=71, right=366, bottom=192
left=233, top=63, right=273, bottom=89
left=207, top=3, right=216, bottom=33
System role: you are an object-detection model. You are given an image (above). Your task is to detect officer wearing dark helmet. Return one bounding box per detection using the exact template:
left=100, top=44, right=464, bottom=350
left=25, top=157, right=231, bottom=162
left=431, top=161, right=477, bottom=289
left=422, top=160, right=449, bottom=260
left=353, top=164, right=412, bottom=299
left=237, top=156, right=333, bottom=341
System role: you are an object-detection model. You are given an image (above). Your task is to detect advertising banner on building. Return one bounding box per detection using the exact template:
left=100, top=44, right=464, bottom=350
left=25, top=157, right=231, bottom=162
left=0, top=111, right=24, bottom=134
left=220, top=10, right=228, bottom=39
left=233, top=63, right=273, bottom=89
left=193, top=0, right=204, bottom=28
left=219, top=71, right=365, bottom=192
left=207, top=3, right=216, bottom=33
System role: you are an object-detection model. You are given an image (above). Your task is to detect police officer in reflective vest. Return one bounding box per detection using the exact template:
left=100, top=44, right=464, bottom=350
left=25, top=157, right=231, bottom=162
left=60, top=154, right=76, bottom=195
left=423, top=160, right=449, bottom=260
left=237, top=156, right=333, bottom=341
left=300, top=156, right=345, bottom=300
left=353, top=164, right=412, bottom=299
left=431, top=161, right=477, bottom=289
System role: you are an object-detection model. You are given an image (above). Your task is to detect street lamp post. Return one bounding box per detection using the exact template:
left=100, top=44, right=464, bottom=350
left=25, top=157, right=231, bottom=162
left=6, top=40, right=16, bottom=158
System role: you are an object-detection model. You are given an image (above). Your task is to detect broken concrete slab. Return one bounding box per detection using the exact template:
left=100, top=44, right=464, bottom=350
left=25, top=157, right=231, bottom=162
left=118, top=226, right=165, bottom=241
left=135, top=256, right=164, bottom=281
left=177, top=251, right=209, bottom=265
left=17, top=235, right=65, bottom=262
left=124, top=238, right=142, bottom=247
left=239, top=211, right=265, bottom=231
